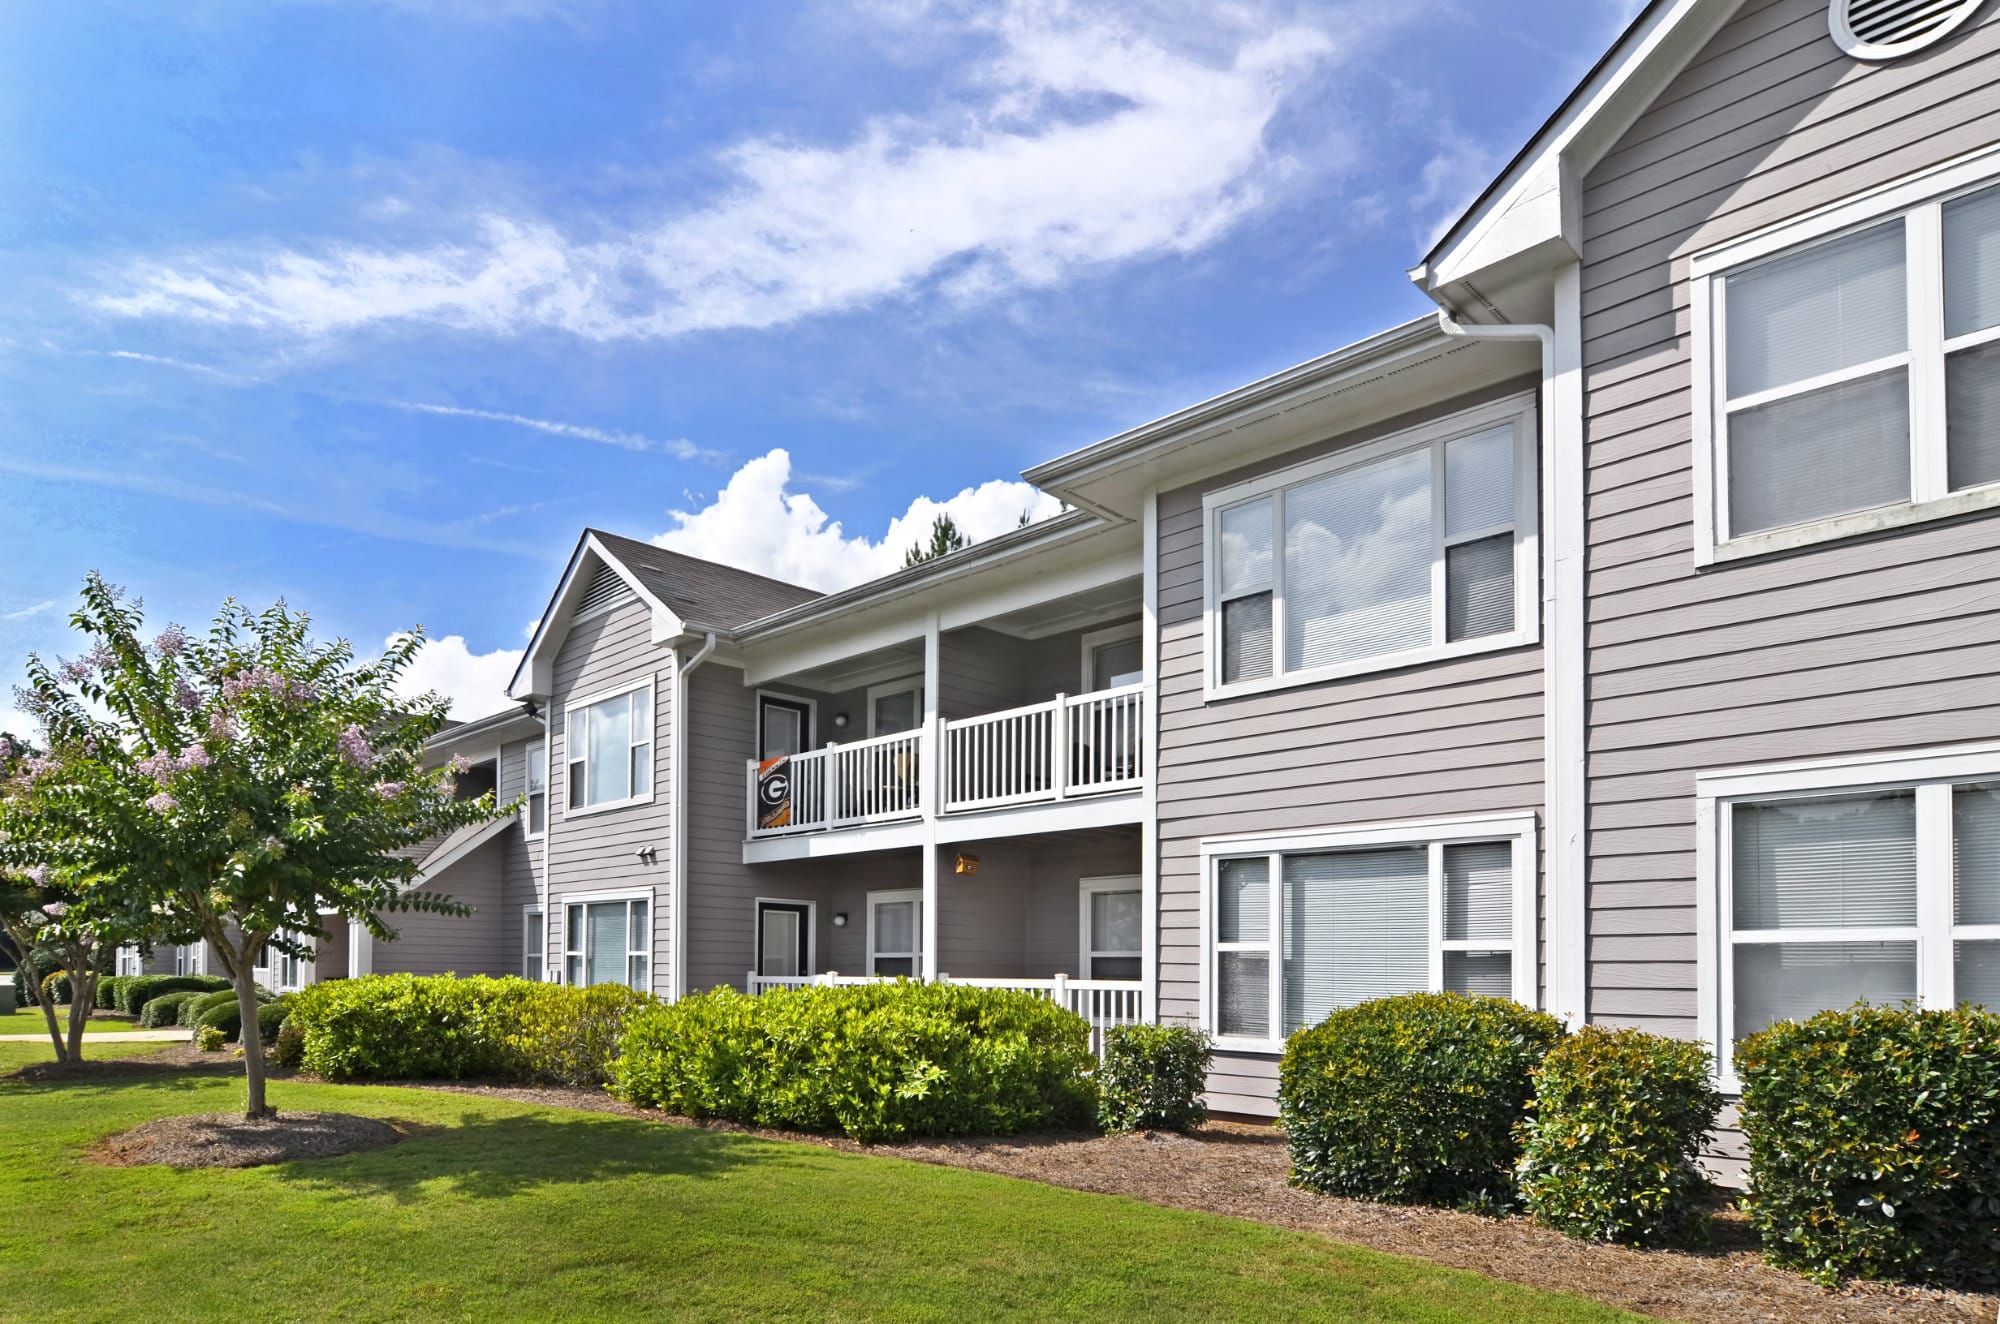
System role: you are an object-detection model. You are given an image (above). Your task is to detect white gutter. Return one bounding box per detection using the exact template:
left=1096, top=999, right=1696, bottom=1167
left=1436, top=292, right=1589, bottom=1029
left=670, top=631, right=719, bottom=1000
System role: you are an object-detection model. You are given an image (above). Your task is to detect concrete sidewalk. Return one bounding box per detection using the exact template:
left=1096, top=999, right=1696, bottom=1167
left=0, top=1030, right=188, bottom=1042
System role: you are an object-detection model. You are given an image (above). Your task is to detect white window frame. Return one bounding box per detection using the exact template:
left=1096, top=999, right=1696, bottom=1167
left=1198, top=812, right=1538, bottom=1054
left=523, top=739, right=547, bottom=839
left=1696, top=740, right=2000, bottom=1091
left=865, top=888, right=923, bottom=977
left=560, top=890, right=654, bottom=993
left=1691, top=143, right=2000, bottom=565
left=562, top=677, right=656, bottom=819
left=1079, top=622, right=1144, bottom=692
left=1200, top=394, right=1539, bottom=701
left=522, top=906, right=545, bottom=982
left=865, top=678, right=924, bottom=737
left=752, top=896, right=817, bottom=978
left=1078, top=875, right=1143, bottom=981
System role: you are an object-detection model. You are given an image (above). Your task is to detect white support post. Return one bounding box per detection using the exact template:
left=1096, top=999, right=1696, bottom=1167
left=1053, top=971, right=1069, bottom=1015
left=921, top=845, right=940, bottom=982
left=825, top=741, right=843, bottom=829
left=923, top=612, right=941, bottom=820
left=1052, top=692, right=1070, bottom=800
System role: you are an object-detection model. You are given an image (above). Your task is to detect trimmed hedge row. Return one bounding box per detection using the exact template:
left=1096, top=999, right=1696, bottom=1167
left=609, top=982, right=1096, bottom=1142
left=284, top=974, right=653, bottom=1087
left=139, top=990, right=204, bottom=1028
left=116, top=974, right=229, bottom=1017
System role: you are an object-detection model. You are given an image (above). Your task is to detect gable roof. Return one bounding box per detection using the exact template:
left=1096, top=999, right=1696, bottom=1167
left=587, top=529, right=820, bottom=631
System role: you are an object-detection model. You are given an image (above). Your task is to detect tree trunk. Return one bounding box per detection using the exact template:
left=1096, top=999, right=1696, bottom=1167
left=34, top=985, right=67, bottom=1065
left=235, top=967, right=272, bottom=1120
left=64, top=968, right=91, bottom=1063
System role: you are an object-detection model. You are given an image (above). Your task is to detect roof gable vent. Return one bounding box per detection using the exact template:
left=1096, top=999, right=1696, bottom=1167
left=574, top=563, right=637, bottom=620
left=1832, top=0, right=1985, bottom=60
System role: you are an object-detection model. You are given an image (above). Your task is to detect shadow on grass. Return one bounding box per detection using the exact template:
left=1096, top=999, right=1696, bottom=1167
left=269, top=1107, right=804, bottom=1204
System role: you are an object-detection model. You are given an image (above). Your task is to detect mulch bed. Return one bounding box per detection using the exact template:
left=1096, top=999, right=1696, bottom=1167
left=90, top=1110, right=404, bottom=1168
left=6, top=1042, right=236, bottom=1082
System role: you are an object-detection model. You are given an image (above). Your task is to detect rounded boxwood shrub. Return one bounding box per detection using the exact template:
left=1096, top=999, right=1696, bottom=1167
left=1279, top=992, right=1566, bottom=1211
left=1096, top=1023, right=1211, bottom=1134
left=139, top=990, right=204, bottom=1028
left=118, top=974, right=229, bottom=1017
left=272, top=1016, right=307, bottom=1070
left=610, top=982, right=1097, bottom=1142
left=96, top=975, right=130, bottom=1010
left=1516, top=1026, right=1721, bottom=1247
left=195, top=999, right=245, bottom=1040
left=256, top=1000, right=290, bottom=1042
left=1738, top=1002, right=2000, bottom=1288
left=12, top=952, right=68, bottom=1007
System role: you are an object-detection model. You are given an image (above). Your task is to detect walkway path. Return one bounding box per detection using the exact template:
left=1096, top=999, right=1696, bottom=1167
left=0, top=1030, right=187, bottom=1042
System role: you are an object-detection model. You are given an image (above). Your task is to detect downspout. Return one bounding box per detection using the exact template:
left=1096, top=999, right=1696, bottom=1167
left=1434, top=296, right=1589, bottom=1029
left=671, top=631, right=719, bottom=1002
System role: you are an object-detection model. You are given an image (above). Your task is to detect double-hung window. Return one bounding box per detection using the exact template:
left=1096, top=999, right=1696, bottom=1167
left=1204, top=814, right=1537, bottom=1049
left=563, top=896, right=650, bottom=991
left=1693, top=150, right=2000, bottom=560
left=1204, top=396, right=1537, bottom=698
left=524, top=739, right=546, bottom=836
left=523, top=908, right=545, bottom=982
left=564, top=680, right=652, bottom=814
left=1699, top=743, right=2000, bottom=1087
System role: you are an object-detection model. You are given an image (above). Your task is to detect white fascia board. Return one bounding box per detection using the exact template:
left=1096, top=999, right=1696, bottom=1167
left=508, top=534, right=683, bottom=699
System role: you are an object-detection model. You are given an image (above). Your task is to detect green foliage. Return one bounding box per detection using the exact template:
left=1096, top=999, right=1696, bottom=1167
left=194, top=1024, right=226, bottom=1052
left=272, top=1016, right=306, bottom=1069
left=96, top=975, right=129, bottom=1010
left=116, top=973, right=228, bottom=1016
left=1280, top=992, right=1566, bottom=1212
left=902, top=513, right=970, bottom=568
left=1095, top=1023, right=1211, bottom=1134
left=1515, top=1026, right=1721, bottom=1247
left=1737, top=1002, right=2000, bottom=1288
left=285, top=974, right=655, bottom=1086
left=256, top=1000, right=290, bottom=1043
left=9, top=950, right=66, bottom=1007
left=139, top=990, right=205, bottom=1028
left=195, top=999, right=244, bottom=1040
left=609, top=982, right=1097, bottom=1143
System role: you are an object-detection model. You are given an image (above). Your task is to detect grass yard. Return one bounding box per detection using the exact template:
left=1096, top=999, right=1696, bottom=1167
left=0, top=1072, right=1648, bottom=1324
left=0, top=1008, right=147, bottom=1035
left=0, top=1040, right=176, bottom=1071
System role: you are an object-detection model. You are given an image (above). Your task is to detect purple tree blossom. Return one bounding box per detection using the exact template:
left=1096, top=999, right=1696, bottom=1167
left=58, top=658, right=91, bottom=683
left=174, top=678, right=202, bottom=711
left=41, top=900, right=66, bottom=918
left=208, top=710, right=237, bottom=742
left=144, top=791, right=178, bottom=814
left=136, top=750, right=175, bottom=784
left=176, top=746, right=211, bottom=772
left=336, top=724, right=373, bottom=767
left=374, top=781, right=406, bottom=800
left=85, top=643, right=117, bottom=673
left=24, top=864, right=49, bottom=887
left=0, top=736, right=11, bottom=761
left=153, top=623, right=187, bottom=657
left=18, top=756, right=56, bottom=786
left=446, top=753, right=472, bottom=776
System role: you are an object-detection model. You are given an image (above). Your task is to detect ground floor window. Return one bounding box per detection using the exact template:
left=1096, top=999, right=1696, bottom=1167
left=1700, top=744, right=2000, bottom=1086
left=523, top=909, right=545, bottom=982
left=1080, top=877, right=1141, bottom=981
left=867, top=890, right=921, bottom=977
left=1203, top=813, right=1537, bottom=1049
left=564, top=896, right=650, bottom=991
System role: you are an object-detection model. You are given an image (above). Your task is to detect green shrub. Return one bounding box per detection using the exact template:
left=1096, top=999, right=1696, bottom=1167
left=96, top=975, right=130, bottom=1010
left=185, top=988, right=237, bottom=1026
left=1280, top=992, right=1566, bottom=1212
left=1738, top=1003, right=2000, bottom=1288
left=257, top=1000, right=290, bottom=1042
left=1096, top=1024, right=1210, bottom=1134
left=610, top=982, right=1096, bottom=1143
left=195, top=999, right=244, bottom=1040
left=117, top=974, right=229, bottom=1017
left=1515, top=1026, right=1721, bottom=1247
left=194, top=1024, right=226, bottom=1052
left=11, top=951, right=67, bottom=1007
left=139, top=990, right=204, bottom=1028
left=273, top=1017, right=306, bottom=1069
left=499, top=982, right=654, bottom=1087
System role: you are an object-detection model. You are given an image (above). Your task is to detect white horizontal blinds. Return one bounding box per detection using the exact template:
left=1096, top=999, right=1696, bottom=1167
left=1734, top=942, right=1918, bottom=1038
left=1444, top=952, right=1513, bottom=997
left=1731, top=792, right=1917, bottom=929
left=627, top=898, right=649, bottom=991
left=1283, top=448, right=1432, bottom=672
left=1444, top=841, right=1512, bottom=941
left=1215, top=857, right=1271, bottom=1037
left=1443, top=426, right=1515, bottom=643
left=1281, top=847, right=1428, bottom=1035
left=1217, top=497, right=1274, bottom=684
left=1959, top=942, right=2000, bottom=1011
left=564, top=904, right=584, bottom=985
left=629, top=686, right=651, bottom=797
left=586, top=902, right=627, bottom=988
left=1444, top=426, right=1514, bottom=535
left=525, top=740, right=546, bottom=833
left=1723, top=223, right=1910, bottom=535
left=1952, top=782, right=2000, bottom=925
left=1944, top=186, right=2000, bottom=490
left=1446, top=537, right=1514, bottom=642
left=583, top=693, right=630, bottom=805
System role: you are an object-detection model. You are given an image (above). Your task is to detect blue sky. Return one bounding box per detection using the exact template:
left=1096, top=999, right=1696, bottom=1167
left=0, top=0, right=1632, bottom=728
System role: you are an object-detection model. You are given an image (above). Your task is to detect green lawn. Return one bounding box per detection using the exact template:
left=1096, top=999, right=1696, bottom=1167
left=0, top=1072, right=1648, bottom=1324
left=0, top=1008, right=152, bottom=1035
left=0, top=1040, right=177, bottom=1071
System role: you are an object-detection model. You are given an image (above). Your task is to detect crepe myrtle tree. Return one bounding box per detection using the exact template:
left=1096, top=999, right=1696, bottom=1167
left=6, top=574, right=510, bottom=1117
left=0, top=850, right=155, bottom=1064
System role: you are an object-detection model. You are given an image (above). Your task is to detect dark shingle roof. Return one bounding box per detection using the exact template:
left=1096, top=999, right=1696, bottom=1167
left=587, top=529, right=821, bottom=631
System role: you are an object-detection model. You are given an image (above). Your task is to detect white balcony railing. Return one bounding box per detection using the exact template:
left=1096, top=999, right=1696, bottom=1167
left=744, top=971, right=1144, bottom=1057
left=747, top=685, right=1144, bottom=838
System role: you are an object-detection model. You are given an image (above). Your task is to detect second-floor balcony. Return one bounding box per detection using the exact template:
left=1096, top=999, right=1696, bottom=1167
left=746, top=682, right=1144, bottom=839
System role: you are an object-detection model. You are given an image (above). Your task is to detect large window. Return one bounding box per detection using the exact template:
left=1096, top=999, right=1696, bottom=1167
left=1080, top=878, right=1142, bottom=981
left=1700, top=745, right=2000, bottom=1086
left=1203, top=397, right=1536, bottom=698
left=563, top=896, right=650, bottom=991
left=564, top=681, right=652, bottom=814
left=1693, top=152, right=2000, bottom=559
left=524, top=739, right=546, bottom=836
left=1204, top=814, right=1536, bottom=1048
left=523, top=908, right=545, bottom=982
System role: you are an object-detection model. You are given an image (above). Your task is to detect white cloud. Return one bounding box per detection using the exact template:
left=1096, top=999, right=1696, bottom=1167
left=390, top=633, right=524, bottom=719
left=0, top=704, right=41, bottom=742
left=2, top=600, right=57, bottom=622
left=381, top=399, right=720, bottom=462
left=653, top=448, right=1061, bottom=592
left=92, top=2, right=1339, bottom=341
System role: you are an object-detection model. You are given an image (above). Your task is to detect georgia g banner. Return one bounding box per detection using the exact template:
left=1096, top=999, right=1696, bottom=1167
left=756, top=756, right=792, bottom=830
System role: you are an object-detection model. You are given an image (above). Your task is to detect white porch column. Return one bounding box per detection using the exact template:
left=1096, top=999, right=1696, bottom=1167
left=921, top=610, right=942, bottom=980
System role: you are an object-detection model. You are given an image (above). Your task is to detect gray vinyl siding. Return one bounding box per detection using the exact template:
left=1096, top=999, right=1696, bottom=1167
left=498, top=737, right=545, bottom=977
left=543, top=599, right=672, bottom=987
left=937, top=619, right=1141, bottom=721
left=683, top=660, right=771, bottom=993
left=1577, top=0, right=2000, bottom=1039
left=372, top=840, right=511, bottom=977
left=937, top=832, right=1140, bottom=979
left=1154, top=378, right=1546, bottom=1115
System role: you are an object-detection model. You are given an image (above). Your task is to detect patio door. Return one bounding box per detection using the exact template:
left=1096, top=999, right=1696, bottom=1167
left=867, top=890, right=922, bottom=977
left=758, top=695, right=813, bottom=759
left=1080, top=877, right=1142, bottom=981
left=757, top=901, right=812, bottom=978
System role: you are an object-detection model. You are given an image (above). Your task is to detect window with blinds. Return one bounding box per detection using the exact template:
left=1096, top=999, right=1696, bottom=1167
left=1208, top=817, right=1532, bottom=1044
left=1704, top=174, right=2000, bottom=548
left=563, top=897, right=649, bottom=991
left=1205, top=401, right=1531, bottom=692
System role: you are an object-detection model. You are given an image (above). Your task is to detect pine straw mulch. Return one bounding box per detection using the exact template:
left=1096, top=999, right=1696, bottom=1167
left=90, top=1110, right=405, bottom=1168
left=406, top=1082, right=1999, bottom=1324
